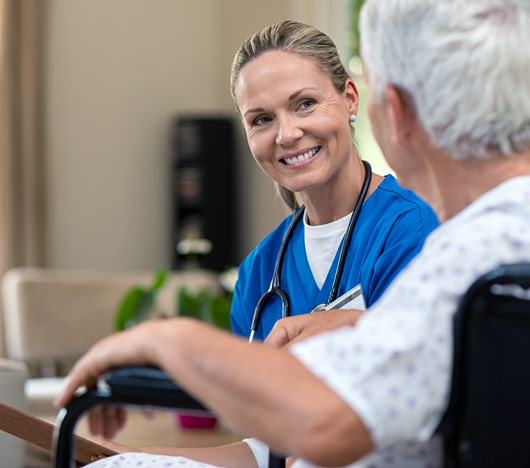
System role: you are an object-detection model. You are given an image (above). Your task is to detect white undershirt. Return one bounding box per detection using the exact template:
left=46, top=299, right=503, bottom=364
left=304, top=210, right=353, bottom=288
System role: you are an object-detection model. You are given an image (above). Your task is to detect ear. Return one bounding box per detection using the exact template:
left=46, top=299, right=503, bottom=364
left=383, top=84, right=417, bottom=146
left=344, top=77, right=360, bottom=115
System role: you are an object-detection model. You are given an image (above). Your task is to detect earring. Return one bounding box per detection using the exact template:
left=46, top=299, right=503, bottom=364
left=349, top=114, right=357, bottom=124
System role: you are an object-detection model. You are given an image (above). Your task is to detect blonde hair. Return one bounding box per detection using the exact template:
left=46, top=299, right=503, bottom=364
left=231, top=20, right=352, bottom=210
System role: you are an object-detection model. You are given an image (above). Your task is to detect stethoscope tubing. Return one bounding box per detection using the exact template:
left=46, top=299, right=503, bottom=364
left=327, top=160, right=372, bottom=304
left=249, top=160, right=372, bottom=343
left=249, top=208, right=304, bottom=343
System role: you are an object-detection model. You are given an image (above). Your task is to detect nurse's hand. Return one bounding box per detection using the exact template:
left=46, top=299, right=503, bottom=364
left=264, top=308, right=364, bottom=348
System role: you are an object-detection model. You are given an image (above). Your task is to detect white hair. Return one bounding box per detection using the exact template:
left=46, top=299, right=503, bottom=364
left=360, top=0, right=530, bottom=159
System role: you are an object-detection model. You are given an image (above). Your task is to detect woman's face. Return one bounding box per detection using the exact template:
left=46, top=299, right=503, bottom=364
left=234, top=50, right=358, bottom=194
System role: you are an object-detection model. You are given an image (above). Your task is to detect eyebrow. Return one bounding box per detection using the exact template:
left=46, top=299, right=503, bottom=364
left=289, top=87, right=316, bottom=101
left=244, top=107, right=264, bottom=117
left=243, top=87, right=317, bottom=117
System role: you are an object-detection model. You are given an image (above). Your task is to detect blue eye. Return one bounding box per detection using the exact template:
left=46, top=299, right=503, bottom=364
left=253, top=116, right=272, bottom=126
left=299, top=99, right=316, bottom=111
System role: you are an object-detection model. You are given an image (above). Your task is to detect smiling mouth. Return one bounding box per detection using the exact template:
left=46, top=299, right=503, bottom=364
left=281, top=146, right=321, bottom=166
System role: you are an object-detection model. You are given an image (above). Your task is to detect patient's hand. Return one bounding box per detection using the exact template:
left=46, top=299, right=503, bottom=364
left=87, top=405, right=156, bottom=441
left=87, top=404, right=128, bottom=440
left=264, top=309, right=364, bottom=348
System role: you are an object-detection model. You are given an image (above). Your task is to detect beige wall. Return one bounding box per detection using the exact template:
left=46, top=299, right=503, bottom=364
left=47, top=0, right=223, bottom=270
left=45, top=0, right=387, bottom=270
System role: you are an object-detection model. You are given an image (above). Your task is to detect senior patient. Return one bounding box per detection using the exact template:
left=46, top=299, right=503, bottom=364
left=56, top=0, right=530, bottom=467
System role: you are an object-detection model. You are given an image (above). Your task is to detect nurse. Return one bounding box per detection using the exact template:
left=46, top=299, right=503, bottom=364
left=230, top=20, right=438, bottom=341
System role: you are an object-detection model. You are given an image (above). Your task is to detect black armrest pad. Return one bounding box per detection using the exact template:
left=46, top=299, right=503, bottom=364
left=100, top=366, right=211, bottom=413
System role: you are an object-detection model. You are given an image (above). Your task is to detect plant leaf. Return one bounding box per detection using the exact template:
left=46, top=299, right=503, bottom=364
left=176, top=288, right=233, bottom=331
left=131, top=290, right=155, bottom=326
left=115, top=287, right=144, bottom=331
left=209, top=296, right=232, bottom=331
left=151, top=268, right=168, bottom=292
left=177, top=287, right=201, bottom=319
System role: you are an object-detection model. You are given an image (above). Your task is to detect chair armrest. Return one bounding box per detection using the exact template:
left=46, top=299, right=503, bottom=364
left=100, top=366, right=209, bottom=411
left=52, top=366, right=212, bottom=468
left=52, top=367, right=285, bottom=468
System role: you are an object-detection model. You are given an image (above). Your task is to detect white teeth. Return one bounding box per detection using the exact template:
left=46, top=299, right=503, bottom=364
left=284, top=147, right=319, bottom=166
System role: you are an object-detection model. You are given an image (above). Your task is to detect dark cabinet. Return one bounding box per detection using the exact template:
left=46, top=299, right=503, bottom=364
left=171, top=116, right=237, bottom=271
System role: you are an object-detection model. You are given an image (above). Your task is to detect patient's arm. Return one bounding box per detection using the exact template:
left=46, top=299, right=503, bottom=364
left=265, top=309, right=364, bottom=348
left=56, top=318, right=373, bottom=467
left=141, top=442, right=257, bottom=468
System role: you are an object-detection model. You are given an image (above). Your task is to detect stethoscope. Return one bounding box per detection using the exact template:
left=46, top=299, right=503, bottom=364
left=248, top=160, right=373, bottom=342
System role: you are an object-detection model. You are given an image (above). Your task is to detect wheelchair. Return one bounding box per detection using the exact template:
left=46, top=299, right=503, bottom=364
left=52, top=263, right=530, bottom=468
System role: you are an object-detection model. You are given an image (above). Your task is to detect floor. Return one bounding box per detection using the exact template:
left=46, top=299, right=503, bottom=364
left=24, top=409, right=243, bottom=467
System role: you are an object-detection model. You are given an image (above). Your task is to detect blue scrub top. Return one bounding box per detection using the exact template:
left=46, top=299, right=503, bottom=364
left=231, top=175, right=439, bottom=340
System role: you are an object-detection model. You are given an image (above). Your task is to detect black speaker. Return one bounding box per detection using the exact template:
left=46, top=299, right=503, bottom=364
left=171, top=116, right=237, bottom=271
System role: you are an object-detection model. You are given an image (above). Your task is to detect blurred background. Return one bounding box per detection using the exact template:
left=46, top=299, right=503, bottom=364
left=0, top=0, right=388, bottom=275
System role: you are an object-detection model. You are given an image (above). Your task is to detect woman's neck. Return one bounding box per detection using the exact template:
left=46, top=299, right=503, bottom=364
left=300, top=157, right=383, bottom=225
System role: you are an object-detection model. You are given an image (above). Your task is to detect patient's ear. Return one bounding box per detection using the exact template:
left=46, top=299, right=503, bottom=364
left=383, top=84, right=417, bottom=146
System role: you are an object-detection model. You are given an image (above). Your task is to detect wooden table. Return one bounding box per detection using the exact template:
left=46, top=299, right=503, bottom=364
left=24, top=409, right=243, bottom=468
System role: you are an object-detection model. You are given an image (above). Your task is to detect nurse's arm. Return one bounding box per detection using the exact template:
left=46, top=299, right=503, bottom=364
left=56, top=318, right=373, bottom=467
left=265, top=309, right=364, bottom=348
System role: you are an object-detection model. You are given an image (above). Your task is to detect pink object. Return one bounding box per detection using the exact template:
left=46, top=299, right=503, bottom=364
left=175, top=412, right=218, bottom=429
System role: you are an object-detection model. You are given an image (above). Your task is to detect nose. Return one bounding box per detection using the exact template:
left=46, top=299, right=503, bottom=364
left=275, top=115, right=302, bottom=146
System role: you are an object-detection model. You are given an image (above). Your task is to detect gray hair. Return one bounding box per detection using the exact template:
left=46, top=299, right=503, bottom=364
left=360, top=0, right=530, bottom=159
left=231, top=20, right=352, bottom=210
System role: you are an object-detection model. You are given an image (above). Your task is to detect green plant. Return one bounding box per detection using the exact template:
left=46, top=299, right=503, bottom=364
left=177, top=288, right=232, bottom=331
left=350, top=0, right=366, bottom=58
left=114, top=268, right=235, bottom=332
left=114, top=269, right=168, bottom=331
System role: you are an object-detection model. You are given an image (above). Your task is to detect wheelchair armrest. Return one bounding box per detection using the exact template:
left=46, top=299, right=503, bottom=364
left=52, top=366, right=212, bottom=468
left=100, top=366, right=209, bottom=410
